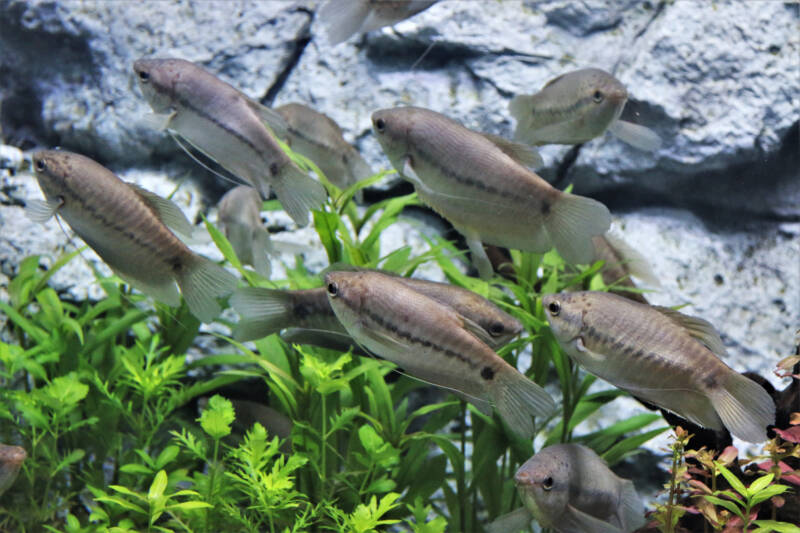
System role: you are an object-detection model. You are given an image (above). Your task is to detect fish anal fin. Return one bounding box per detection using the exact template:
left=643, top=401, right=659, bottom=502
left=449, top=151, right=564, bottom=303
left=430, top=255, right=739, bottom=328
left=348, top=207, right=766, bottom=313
left=251, top=229, right=273, bottom=278
left=114, top=269, right=181, bottom=308
left=652, top=306, right=727, bottom=358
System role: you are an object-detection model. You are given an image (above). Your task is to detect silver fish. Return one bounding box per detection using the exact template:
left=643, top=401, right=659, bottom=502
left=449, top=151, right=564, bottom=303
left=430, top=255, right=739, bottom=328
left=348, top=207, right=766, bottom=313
left=488, top=443, right=644, bottom=533
left=592, top=233, right=659, bottom=303
left=324, top=270, right=555, bottom=438
left=29, top=150, right=237, bottom=323
left=510, top=68, right=662, bottom=151
left=275, top=103, right=372, bottom=197
left=231, top=270, right=523, bottom=350
left=217, top=185, right=273, bottom=278
left=317, top=0, right=439, bottom=45
left=0, top=444, right=26, bottom=497
left=133, top=58, right=326, bottom=227
left=371, top=106, right=611, bottom=278
left=543, top=291, right=775, bottom=442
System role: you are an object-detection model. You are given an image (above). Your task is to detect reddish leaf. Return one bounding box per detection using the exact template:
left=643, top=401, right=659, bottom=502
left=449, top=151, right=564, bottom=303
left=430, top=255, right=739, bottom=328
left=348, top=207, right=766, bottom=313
left=774, top=425, right=800, bottom=443
left=757, top=460, right=800, bottom=486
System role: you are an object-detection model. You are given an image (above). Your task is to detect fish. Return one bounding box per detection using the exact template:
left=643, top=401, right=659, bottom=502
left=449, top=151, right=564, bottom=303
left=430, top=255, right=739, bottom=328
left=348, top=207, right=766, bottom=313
left=509, top=68, right=662, bottom=151
left=317, top=0, right=439, bottom=45
left=542, top=291, right=775, bottom=442
left=231, top=270, right=523, bottom=350
left=133, top=57, right=326, bottom=227
left=275, top=103, right=372, bottom=198
left=0, top=444, right=27, bottom=497
left=592, top=232, right=659, bottom=303
left=324, top=270, right=555, bottom=438
left=28, top=150, right=237, bottom=323
left=217, top=185, right=274, bottom=278
left=371, top=106, right=611, bottom=278
left=487, top=443, right=644, bottom=533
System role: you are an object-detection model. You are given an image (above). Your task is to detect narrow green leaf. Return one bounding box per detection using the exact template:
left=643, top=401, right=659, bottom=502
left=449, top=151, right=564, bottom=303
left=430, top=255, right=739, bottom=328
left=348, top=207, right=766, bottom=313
left=716, top=462, right=748, bottom=497
left=148, top=470, right=168, bottom=500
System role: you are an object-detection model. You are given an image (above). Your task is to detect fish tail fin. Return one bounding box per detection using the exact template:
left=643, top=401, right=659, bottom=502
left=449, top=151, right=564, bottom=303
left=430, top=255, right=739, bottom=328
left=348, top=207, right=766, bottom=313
left=251, top=229, right=273, bottom=279
left=177, top=255, right=238, bottom=323
left=710, top=372, right=775, bottom=443
left=317, top=0, right=371, bottom=45
left=508, top=94, right=537, bottom=144
left=602, top=232, right=661, bottom=287
left=618, top=480, right=645, bottom=532
left=230, top=287, right=294, bottom=341
left=545, top=193, right=612, bottom=264
left=491, top=369, right=556, bottom=439
left=273, top=164, right=327, bottom=227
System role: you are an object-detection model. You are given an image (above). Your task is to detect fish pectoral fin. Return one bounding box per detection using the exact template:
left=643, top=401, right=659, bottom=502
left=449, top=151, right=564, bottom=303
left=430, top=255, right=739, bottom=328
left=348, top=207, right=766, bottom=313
left=561, top=504, right=623, bottom=533
left=480, top=132, right=544, bottom=169
left=127, top=183, right=195, bottom=240
left=574, top=336, right=606, bottom=363
left=485, top=507, right=533, bottom=533
left=25, top=198, right=62, bottom=223
left=142, top=111, right=176, bottom=132
left=459, top=315, right=496, bottom=347
left=652, top=306, right=728, bottom=358
left=608, top=120, right=662, bottom=151
left=401, top=156, right=422, bottom=185
left=246, top=100, right=288, bottom=139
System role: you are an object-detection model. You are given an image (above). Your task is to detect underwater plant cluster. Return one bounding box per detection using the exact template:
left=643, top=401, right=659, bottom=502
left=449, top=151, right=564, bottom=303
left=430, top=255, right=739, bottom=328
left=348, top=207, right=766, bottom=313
left=1, top=1, right=798, bottom=532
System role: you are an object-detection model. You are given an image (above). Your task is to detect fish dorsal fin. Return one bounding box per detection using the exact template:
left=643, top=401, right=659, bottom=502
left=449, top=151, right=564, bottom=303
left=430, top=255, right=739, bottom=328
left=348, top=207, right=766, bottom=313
left=246, top=100, right=288, bottom=139
left=653, top=306, right=728, bottom=358
left=485, top=507, right=533, bottom=533
left=542, top=72, right=568, bottom=90
left=561, top=504, right=623, bottom=533
left=480, top=132, right=543, bottom=168
left=127, top=183, right=195, bottom=239
left=26, top=198, right=62, bottom=223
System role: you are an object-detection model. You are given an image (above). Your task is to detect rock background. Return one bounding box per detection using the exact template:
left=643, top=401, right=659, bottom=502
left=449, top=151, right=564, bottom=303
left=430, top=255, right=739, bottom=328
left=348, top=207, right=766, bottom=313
left=0, top=1, right=798, bottom=405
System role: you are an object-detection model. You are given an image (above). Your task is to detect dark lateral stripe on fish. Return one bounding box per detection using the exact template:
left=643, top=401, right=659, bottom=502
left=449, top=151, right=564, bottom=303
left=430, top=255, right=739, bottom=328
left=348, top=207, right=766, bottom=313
left=59, top=180, right=180, bottom=265
left=174, top=94, right=274, bottom=167
left=286, top=125, right=332, bottom=152
left=340, top=297, right=479, bottom=370
left=412, top=143, right=518, bottom=199
left=539, top=94, right=594, bottom=120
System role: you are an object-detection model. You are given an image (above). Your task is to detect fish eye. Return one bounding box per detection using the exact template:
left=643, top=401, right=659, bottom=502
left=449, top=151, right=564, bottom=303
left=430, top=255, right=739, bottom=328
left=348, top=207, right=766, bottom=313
left=138, top=70, right=150, bottom=82
left=542, top=477, right=554, bottom=491
left=547, top=301, right=560, bottom=316
left=375, top=118, right=386, bottom=133
left=327, top=282, right=338, bottom=297
left=34, top=158, right=46, bottom=172
left=592, top=90, right=604, bottom=103
left=488, top=322, right=505, bottom=337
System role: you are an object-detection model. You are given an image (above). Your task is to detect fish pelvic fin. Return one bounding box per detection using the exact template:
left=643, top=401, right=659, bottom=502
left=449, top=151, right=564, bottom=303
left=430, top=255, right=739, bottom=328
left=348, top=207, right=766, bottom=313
left=230, top=287, right=295, bottom=341
left=251, top=229, right=273, bottom=279
left=485, top=507, right=532, bottom=533
left=176, top=255, right=237, bottom=323
left=492, top=368, right=555, bottom=439
left=617, top=480, right=645, bottom=532
left=273, top=163, right=327, bottom=227
left=317, top=0, right=371, bottom=45
left=464, top=230, right=494, bottom=280
left=608, top=120, right=662, bottom=152
left=710, top=372, right=775, bottom=443
left=545, top=193, right=612, bottom=264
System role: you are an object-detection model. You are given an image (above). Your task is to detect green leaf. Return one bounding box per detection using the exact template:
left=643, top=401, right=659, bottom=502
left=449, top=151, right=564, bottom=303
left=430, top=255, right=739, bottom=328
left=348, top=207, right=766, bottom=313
left=716, top=462, right=748, bottom=497
left=703, top=495, right=745, bottom=519
left=198, top=394, right=236, bottom=440
left=168, top=501, right=213, bottom=512
left=746, top=473, right=774, bottom=497
left=749, top=483, right=791, bottom=506
left=148, top=470, right=168, bottom=500
left=314, top=210, right=343, bottom=264
left=752, top=520, right=800, bottom=533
